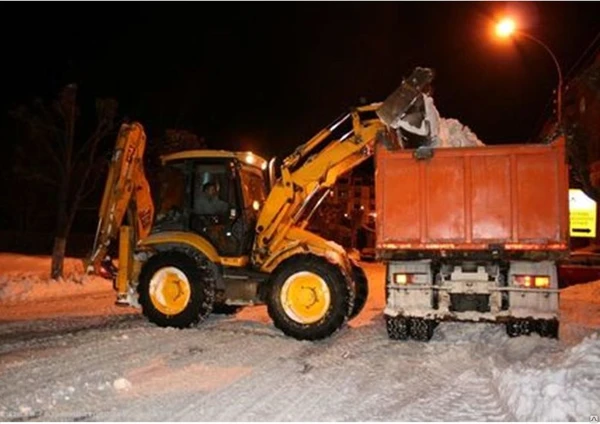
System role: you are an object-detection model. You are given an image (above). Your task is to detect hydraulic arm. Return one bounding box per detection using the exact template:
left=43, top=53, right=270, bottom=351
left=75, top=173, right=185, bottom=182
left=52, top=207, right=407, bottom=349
left=252, top=67, right=435, bottom=271
left=84, top=122, right=154, bottom=279
left=252, top=105, right=384, bottom=268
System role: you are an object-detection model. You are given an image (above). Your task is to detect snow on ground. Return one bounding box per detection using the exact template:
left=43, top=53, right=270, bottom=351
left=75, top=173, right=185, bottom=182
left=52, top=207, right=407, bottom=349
left=0, top=254, right=599, bottom=421
left=0, top=253, right=134, bottom=320
left=0, top=253, right=103, bottom=302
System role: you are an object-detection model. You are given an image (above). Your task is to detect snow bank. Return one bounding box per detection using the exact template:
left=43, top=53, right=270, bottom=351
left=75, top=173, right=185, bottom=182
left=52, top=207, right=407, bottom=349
left=494, top=333, right=600, bottom=421
left=0, top=254, right=105, bottom=304
left=562, top=280, right=600, bottom=304
left=561, top=280, right=600, bottom=330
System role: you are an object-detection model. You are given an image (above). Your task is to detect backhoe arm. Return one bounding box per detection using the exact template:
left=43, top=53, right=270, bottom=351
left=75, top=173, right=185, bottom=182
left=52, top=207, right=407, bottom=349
left=84, top=122, right=154, bottom=276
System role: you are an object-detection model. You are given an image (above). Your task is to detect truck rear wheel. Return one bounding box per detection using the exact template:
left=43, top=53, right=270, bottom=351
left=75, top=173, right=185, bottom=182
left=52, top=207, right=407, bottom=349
left=138, top=251, right=215, bottom=328
left=535, top=319, right=559, bottom=339
left=409, top=318, right=436, bottom=341
left=385, top=315, right=410, bottom=340
left=506, top=318, right=533, bottom=337
left=267, top=255, right=352, bottom=341
left=348, top=263, right=369, bottom=320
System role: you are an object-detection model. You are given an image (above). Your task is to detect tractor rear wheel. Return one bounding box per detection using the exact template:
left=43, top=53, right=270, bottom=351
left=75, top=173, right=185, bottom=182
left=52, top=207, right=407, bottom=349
left=267, top=255, right=353, bottom=341
left=138, top=251, right=215, bottom=328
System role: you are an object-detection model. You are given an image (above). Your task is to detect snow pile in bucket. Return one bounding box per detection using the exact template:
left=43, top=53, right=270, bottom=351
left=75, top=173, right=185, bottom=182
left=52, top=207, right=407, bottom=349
left=395, top=93, right=485, bottom=148
left=494, top=333, right=600, bottom=421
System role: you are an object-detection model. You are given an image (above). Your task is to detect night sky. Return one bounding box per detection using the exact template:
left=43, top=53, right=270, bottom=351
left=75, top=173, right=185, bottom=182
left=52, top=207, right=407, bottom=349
left=1, top=2, right=599, bottom=160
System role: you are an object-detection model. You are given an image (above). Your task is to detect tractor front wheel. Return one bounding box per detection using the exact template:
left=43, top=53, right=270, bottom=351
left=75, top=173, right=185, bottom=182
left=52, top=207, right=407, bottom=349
left=348, top=262, right=369, bottom=320
left=267, top=255, right=353, bottom=341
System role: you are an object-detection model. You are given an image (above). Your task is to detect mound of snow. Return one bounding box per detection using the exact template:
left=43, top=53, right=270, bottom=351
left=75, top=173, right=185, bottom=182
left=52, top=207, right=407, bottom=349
left=494, top=333, right=600, bottom=421
left=562, top=280, right=600, bottom=304
left=0, top=254, right=106, bottom=304
left=560, top=280, right=600, bottom=330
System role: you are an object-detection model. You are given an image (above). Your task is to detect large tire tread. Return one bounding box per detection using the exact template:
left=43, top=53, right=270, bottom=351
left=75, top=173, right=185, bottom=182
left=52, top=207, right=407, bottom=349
left=386, top=315, right=410, bottom=340
left=267, top=255, right=353, bottom=341
left=138, top=249, right=215, bottom=329
left=348, top=262, right=369, bottom=320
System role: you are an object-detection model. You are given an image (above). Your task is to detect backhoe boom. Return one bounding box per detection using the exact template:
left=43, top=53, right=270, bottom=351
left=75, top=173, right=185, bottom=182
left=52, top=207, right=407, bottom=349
left=84, top=122, right=154, bottom=278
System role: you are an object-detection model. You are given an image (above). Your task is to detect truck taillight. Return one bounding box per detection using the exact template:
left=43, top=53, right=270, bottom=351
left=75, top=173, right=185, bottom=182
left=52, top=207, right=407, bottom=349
left=394, top=273, right=414, bottom=285
left=513, top=275, right=550, bottom=289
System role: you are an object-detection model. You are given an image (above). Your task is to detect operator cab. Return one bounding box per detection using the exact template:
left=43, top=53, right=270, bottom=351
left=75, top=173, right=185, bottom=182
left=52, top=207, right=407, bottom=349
left=153, top=150, right=268, bottom=258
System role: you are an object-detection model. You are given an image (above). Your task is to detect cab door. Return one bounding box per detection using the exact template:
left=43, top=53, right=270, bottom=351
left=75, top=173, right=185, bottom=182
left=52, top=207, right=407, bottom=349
left=189, top=159, right=244, bottom=257
left=237, top=162, right=268, bottom=253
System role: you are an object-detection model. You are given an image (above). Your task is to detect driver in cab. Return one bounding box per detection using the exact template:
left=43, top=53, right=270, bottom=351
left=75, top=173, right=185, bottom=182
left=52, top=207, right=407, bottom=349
left=194, top=182, right=230, bottom=216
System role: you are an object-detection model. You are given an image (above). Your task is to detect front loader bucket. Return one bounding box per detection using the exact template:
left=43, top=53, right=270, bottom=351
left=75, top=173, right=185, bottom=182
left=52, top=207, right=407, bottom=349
left=376, top=67, right=435, bottom=129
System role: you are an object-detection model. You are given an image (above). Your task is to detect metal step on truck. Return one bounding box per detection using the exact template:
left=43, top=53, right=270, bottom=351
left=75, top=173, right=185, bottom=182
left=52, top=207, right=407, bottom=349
left=375, top=131, right=569, bottom=341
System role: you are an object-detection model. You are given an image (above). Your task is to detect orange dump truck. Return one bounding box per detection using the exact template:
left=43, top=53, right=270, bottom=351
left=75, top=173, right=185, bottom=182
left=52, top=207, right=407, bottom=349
left=375, top=136, right=569, bottom=341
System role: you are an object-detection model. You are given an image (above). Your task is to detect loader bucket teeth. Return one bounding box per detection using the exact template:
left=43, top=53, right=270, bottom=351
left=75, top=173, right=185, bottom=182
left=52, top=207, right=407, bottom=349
left=376, top=66, right=435, bottom=129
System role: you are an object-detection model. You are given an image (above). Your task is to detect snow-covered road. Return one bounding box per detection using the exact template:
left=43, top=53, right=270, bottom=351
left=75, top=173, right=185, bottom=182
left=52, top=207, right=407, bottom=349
left=1, top=254, right=599, bottom=421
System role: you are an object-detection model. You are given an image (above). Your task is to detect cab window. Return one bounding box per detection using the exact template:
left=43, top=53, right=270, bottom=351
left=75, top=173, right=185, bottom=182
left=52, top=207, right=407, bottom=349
left=240, top=165, right=267, bottom=212
left=155, top=163, right=186, bottom=216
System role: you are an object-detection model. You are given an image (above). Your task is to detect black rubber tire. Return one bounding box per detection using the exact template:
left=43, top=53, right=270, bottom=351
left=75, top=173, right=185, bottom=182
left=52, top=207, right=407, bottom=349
left=385, top=315, right=410, bottom=340
left=535, top=319, right=559, bottom=339
left=506, top=319, right=533, bottom=338
left=409, top=318, right=435, bottom=341
left=267, top=255, right=353, bottom=341
left=348, top=263, right=369, bottom=320
left=138, top=251, right=215, bottom=328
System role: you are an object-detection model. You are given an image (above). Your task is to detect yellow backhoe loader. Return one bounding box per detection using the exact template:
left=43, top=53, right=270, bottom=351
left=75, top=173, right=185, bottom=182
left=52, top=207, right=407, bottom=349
left=85, top=67, right=433, bottom=340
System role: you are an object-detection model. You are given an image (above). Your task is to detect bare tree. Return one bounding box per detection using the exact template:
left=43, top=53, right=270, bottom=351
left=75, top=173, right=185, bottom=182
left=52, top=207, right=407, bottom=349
left=11, top=84, right=118, bottom=279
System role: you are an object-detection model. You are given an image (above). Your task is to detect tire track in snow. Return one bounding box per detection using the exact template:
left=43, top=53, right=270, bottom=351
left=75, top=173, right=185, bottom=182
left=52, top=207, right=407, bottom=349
left=0, top=319, right=230, bottom=420
left=172, top=330, right=309, bottom=421
left=90, top=319, right=305, bottom=421
left=336, top=323, right=515, bottom=421
left=0, top=314, right=143, bottom=354
left=391, top=364, right=514, bottom=421
left=173, top=323, right=407, bottom=421
left=161, top=322, right=382, bottom=421
left=388, top=328, right=515, bottom=421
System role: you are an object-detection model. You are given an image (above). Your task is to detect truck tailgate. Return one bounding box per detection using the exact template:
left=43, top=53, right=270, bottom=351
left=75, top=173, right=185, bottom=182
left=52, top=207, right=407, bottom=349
left=375, top=137, right=569, bottom=256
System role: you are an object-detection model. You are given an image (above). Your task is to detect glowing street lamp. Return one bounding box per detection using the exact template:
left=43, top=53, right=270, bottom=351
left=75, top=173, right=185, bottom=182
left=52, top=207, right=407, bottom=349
left=495, top=18, right=516, bottom=38
left=494, top=17, right=563, bottom=124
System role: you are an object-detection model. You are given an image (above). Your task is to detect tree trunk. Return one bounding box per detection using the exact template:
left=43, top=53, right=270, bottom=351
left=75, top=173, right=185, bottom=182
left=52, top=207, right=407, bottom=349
left=51, top=236, right=67, bottom=279
left=51, top=179, right=70, bottom=279
left=51, top=86, right=76, bottom=280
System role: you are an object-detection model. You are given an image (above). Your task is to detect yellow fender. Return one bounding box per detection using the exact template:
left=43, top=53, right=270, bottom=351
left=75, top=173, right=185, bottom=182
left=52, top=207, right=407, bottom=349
left=138, top=231, right=220, bottom=264
left=261, top=227, right=352, bottom=276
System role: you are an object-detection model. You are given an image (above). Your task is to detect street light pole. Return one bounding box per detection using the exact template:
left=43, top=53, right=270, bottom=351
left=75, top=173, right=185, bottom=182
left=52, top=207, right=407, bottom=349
left=516, top=31, right=563, bottom=124
left=495, top=18, right=563, bottom=125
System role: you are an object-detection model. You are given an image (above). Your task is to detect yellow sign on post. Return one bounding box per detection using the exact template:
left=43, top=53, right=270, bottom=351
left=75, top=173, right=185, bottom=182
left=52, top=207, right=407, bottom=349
left=569, top=189, right=597, bottom=238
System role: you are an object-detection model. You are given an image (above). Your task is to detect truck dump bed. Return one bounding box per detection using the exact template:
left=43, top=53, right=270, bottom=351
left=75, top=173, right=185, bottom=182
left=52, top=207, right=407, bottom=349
left=375, top=137, right=569, bottom=259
